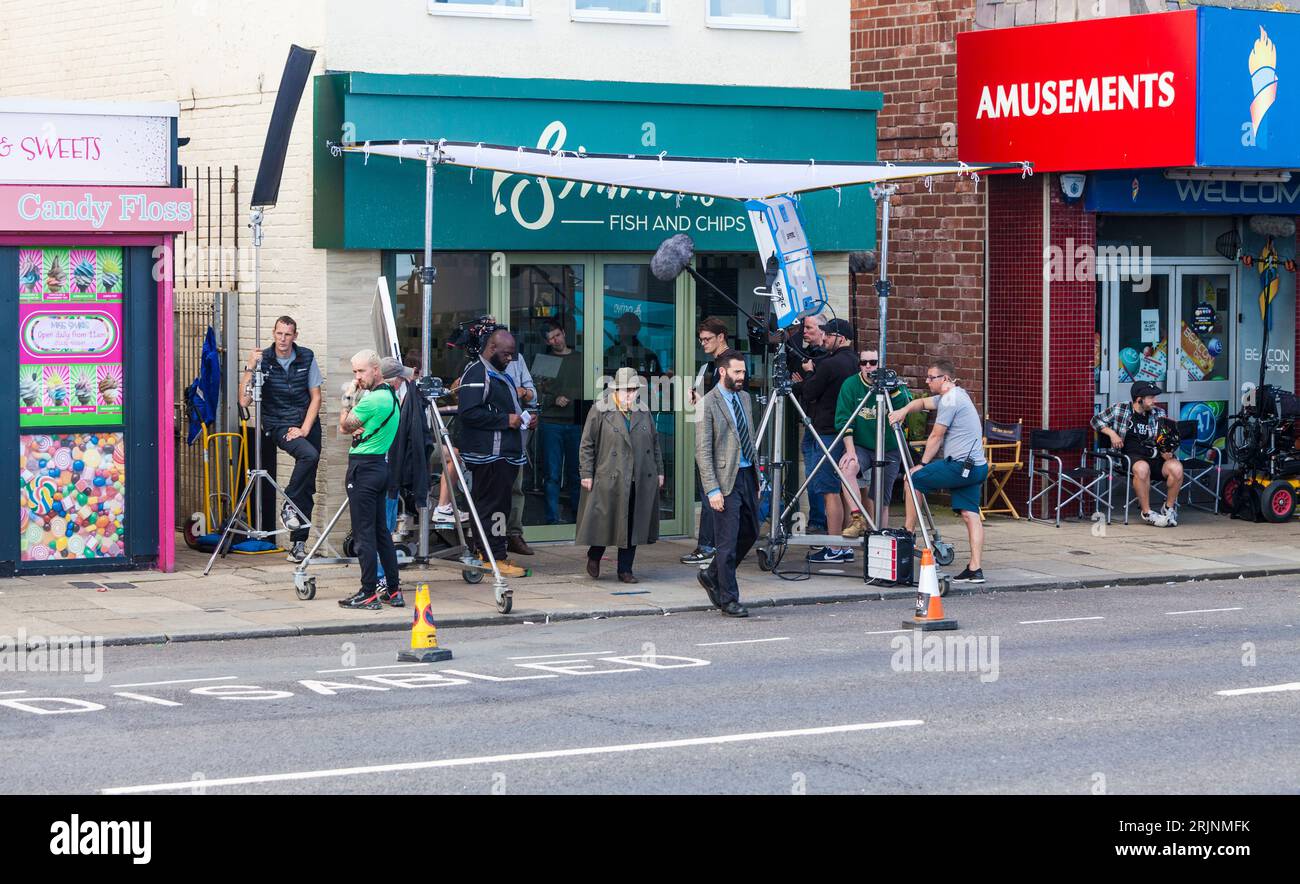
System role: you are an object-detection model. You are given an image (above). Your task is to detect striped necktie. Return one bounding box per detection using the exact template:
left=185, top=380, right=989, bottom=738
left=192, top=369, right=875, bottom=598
left=731, top=393, right=756, bottom=464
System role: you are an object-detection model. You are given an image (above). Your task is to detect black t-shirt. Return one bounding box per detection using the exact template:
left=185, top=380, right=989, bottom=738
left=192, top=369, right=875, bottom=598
left=1122, top=410, right=1159, bottom=458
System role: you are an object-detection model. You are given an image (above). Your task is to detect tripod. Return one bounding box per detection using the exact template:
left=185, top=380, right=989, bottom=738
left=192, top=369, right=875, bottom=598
left=203, top=208, right=318, bottom=576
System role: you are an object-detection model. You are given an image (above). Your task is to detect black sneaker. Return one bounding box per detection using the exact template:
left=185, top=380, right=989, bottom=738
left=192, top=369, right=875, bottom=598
left=807, top=548, right=853, bottom=564
left=378, top=585, right=405, bottom=607
left=338, top=588, right=381, bottom=610
left=680, top=547, right=715, bottom=565
left=286, top=541, right=306, bottom=563
left=953, top=567, right=986, bottom=584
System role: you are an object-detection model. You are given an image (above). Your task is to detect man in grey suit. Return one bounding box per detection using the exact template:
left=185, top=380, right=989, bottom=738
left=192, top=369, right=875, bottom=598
left=695, top=349, right=759, bottom=618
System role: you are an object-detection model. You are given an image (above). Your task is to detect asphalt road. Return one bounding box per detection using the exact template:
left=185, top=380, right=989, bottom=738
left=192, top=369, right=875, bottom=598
left=1, top=576, right=1297, bottom=795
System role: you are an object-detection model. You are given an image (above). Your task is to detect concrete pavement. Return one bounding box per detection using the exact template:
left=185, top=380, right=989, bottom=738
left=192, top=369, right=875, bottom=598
left=1, top=507, right=1298, bottom=645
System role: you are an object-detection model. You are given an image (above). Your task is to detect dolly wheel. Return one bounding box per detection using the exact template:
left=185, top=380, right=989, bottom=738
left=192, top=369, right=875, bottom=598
left=462, top=568, right=483, bottom=585
left=1262, top=481, right=1296, bottom=523
left=497, top=590, right=513, bottom=614
left=932, top=541, right=956, bottom=567
left=294, top=575, right=316, bottom=601
left=183, top=516, right=204, bottom=550
left=756, top=546, right=773, bottom=572
left=1221, top=475, right=1243, bottom=512
left=939, top=576, right=950, bottom=598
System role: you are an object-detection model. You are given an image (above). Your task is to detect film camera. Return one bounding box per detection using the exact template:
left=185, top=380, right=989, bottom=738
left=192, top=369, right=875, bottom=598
left=1227, top=384, right=1300, bottom=475
left=446, top=316, right=506, bottom=361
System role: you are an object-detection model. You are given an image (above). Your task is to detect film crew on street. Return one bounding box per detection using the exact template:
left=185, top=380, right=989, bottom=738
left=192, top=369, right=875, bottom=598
left=682, top=316, right=733, bottom=567
left=537, top=319, right=584, bottom=526
left=888, top=359, right=990, bottom=584
left=336, top=351, right=403, bottom=610
left=239, top=315, right=322, bottom=563
left=798, top=317, right=859, bottom=563
left=790, top=313, right=830, bottom=533
left=1092, top=381, right=1183, bottom=528
left=696, top=349, right=760, bottom=618
left=836, top=348, right=914, bottom=535
left=576, top=367, right=665, bottom=584
left=456, top=329, right=530, bottom=579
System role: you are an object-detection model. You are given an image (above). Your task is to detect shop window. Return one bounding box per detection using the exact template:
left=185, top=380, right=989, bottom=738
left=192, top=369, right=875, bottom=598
left=696, top=253, right=771, bottom=384
left=706, top=0, right=797, bottom=30
left=390, top=253, right=490, bottom=383
left=572, top=0, right=666, bottom=23
left=428, top=0, right=530, bottom=19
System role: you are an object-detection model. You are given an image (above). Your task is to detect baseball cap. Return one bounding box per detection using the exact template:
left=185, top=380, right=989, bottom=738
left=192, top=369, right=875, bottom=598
left=821, top=318, right=854, bottom=339
left=380, top=356, right=415, bottom=380
left=1130, top=381, right=1163, bottom=400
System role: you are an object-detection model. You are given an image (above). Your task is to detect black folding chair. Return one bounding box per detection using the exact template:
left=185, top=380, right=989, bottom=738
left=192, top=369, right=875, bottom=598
left=1175, top=419, right=1223, bottom=514
left=1026, top=428, right=1112, bottom=527
left=1102, top=420, right=1191, bottom=525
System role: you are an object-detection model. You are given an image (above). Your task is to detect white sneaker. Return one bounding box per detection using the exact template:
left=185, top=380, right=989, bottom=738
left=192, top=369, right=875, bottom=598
left=434, top=503, right=468, bottom=523
left=1162, top=505, right=1179, bottom=527
left=1141, top=510, right=1170, bottom=528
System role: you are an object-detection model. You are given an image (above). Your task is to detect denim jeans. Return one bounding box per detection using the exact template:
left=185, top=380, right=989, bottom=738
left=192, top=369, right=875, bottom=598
left=541, top=421, right=582, bottom=523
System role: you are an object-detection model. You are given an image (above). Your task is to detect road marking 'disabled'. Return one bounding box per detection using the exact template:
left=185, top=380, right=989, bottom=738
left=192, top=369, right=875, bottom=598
left=315, top=663, right=429, bottom=674
left=1216, top=682, right=1300, bottom=697
left=507, top=651, right=615, bottom=660
left=1165, top=607, right=1243, bottom=616
left=114, top=692, right=183, bottom=707
left=1018, top=617, right=1105, bottom=625
left=101, top=720, right=926, bottom=794
left=110, top=676, right=237, bottom=688
left=696, top=637, right=790, bottom=647
left=0, top=691, right=27, bottom=696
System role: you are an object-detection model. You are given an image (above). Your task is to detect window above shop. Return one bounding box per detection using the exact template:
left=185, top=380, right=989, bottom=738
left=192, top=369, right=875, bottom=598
left=705, top=0, right=798, bottom=31
left=428, top=0, right=531, bottom=20
left=572, top=0, right=666, bottom=24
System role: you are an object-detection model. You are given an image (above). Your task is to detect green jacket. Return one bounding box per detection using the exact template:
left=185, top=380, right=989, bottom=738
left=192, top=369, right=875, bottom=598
left=835, top=374, right=912, bottom=451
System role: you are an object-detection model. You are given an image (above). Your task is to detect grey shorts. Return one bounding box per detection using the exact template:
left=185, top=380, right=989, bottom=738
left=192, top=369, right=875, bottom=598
left=854, top=444, right=901, bottom=503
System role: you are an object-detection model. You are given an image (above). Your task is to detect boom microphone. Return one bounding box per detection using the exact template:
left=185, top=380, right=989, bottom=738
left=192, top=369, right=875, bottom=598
left=849, top=251, right=878, bottom=275
left=651, top=234, right=696, bottom=282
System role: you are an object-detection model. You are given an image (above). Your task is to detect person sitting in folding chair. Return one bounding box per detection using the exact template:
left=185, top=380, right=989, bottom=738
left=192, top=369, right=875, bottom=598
left=1091, top=381, right=1183, bottom=528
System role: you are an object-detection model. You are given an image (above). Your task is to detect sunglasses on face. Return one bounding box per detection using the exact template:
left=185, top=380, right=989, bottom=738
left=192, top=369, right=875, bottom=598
left=860, top=358, right=878, bottom=366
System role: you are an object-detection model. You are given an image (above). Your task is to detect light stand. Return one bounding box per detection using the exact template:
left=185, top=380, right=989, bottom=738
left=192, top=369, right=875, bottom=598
left=203, top=207, right=317, bottom=576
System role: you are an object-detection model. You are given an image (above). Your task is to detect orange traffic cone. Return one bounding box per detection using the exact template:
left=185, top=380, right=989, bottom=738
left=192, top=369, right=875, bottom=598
left=903, top=548, right=958, bottom=631
left=397, top=584, right=454, bottom=662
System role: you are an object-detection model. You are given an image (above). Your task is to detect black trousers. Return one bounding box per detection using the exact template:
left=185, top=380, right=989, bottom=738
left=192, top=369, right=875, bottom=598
left=469, top=460, right=518, bottom=560
left=695, top=474, right=716, bottom=550
left=255, top=422, right=321, bottom=544
left=589, top=482, right=638, bottom=575
left=347, top=455, right=399, bottom=594
left=706, top=467, right=760, bottom=607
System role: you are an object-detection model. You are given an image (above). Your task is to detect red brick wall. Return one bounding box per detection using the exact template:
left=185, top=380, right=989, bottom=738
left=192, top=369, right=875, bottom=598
left=851, top=0, right=985, bottom=408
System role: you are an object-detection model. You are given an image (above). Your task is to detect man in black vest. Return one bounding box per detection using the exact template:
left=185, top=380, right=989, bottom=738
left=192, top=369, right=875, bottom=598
left=240, top=316, right=322, bottom=562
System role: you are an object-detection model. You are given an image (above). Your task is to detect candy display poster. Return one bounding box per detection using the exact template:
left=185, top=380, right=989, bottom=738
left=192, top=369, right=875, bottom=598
left=16, top=246, right=125, bottom=427
left=19, top=432, right=126, bottom=563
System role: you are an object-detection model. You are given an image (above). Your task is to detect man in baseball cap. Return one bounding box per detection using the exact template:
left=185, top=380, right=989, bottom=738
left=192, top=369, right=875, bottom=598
left=380, top=356, right=414, bottom=381
left=1091, top=380, right=1182, bottom=527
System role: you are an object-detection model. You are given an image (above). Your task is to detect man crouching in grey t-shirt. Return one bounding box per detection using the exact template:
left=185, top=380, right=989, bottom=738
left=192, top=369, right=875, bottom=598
left=887, top=358, right=990, bottom=584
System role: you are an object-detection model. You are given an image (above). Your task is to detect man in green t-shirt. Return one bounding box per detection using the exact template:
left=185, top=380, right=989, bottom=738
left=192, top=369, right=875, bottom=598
left=336, top=351, right=403, bottom=610
left=836, top=349, right=914, bottom=536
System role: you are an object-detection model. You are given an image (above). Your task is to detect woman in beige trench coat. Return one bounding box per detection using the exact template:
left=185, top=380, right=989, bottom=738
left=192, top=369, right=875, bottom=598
left=575, top=367, right=665, bottom=583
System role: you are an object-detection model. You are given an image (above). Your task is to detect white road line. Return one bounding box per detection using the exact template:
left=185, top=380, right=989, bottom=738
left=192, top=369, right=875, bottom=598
left=1216, top=683, right=1300, bottom=697
left=101, top=720, right=925, bottom=794
left=696, top=637, right=790, bottom=647
left=315, top=663, right=429, bottom=674
left=507, top=651, right=613, bottom=660
left=864, top=629, right=911, bottom=635
left=1166, top=607, right=1243, bottom=616
left=1018, top=616, right=1105, bottom=625
left=0, top=690, right=27, bottom=696
left=110, top=676, right=237, bottom=688
left=114, top=692, right=183, bottom=707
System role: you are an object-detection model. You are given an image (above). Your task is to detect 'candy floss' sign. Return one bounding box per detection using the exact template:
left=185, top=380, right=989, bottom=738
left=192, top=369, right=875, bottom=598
left=0, top=186, right=194, bottom=233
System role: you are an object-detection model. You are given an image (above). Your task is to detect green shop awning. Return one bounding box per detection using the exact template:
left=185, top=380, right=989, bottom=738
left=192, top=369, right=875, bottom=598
left=313, top=73, right=882, bottom=252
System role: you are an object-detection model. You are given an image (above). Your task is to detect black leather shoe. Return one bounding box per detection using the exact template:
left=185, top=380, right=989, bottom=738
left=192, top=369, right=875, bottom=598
left=586, top=557, right=600, bottom=579
left=696, top=569, right=720, bottom=608
left=721, top=601, right=749, bottom=618
left=507, top=535, right=535, bottom=556
left=617, top=572, right=639, bottom=584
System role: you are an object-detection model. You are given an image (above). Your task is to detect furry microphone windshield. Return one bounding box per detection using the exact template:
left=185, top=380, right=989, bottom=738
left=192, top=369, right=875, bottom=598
left=650, top=234, right=696, bottom=282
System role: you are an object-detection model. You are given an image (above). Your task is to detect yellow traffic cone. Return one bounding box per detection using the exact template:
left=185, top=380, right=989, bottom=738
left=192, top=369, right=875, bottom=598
left=903, top=548, right=958, bottom=631
left=397, top=584, right=453, bottom=662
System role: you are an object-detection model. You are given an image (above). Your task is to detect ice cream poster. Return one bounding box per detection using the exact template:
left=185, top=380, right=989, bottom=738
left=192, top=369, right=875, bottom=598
left=19, top=432, right=126, bottom=563
left=18, top=304, right=123, bottom=427
left=18, top=246, right=123, bottom=303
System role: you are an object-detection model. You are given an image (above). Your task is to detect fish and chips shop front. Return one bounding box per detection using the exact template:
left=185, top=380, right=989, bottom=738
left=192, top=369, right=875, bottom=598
left=0, top=99, right=193, bottom=576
